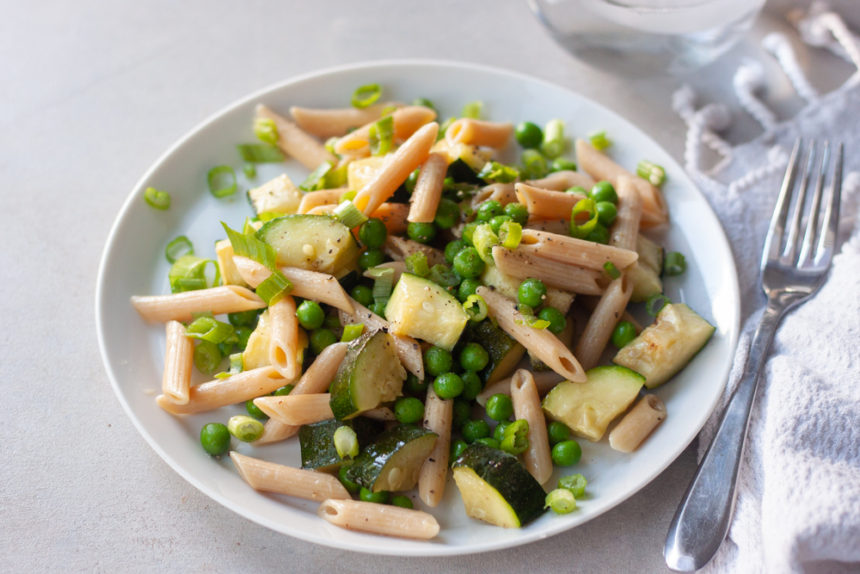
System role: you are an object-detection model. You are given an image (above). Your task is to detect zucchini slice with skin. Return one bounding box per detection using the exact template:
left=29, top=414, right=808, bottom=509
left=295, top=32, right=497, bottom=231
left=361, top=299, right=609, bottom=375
left=347, top=425, right=438, bottom=492
left=256, top=214, right=359, bottom=278
left=464, top=319, right=525, bottom=385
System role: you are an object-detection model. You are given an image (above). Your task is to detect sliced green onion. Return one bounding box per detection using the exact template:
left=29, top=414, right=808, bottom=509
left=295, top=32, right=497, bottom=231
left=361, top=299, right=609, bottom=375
left=186, top=316, right=235, bottom=344
left=438, top=117, right=456, bottom=140
left=558, top=473, right=588, bottom=497
left=405, top=252, right=430, bottom=277
left=236, top=143, right=285, bottom=163
left=207, top=165, right=238, bottom=198
left=143, top=187, right=170, bottom=210
left=193, top=340, right=222, bottom=374
left=165, top=236, right=194, bottom=263
left=367, top=266, right=394, bottom=300
left=341, top=323, right=365, bottom=343
left=300, top=161, right=333, bottom=192
left=462, top=100, right=483, bottom=119
left=368, top=115, right=394, bottom=156
left=333, top=200, right=368, bottom=228
left=427, top=264, right=460, bottom=288
left=463, top=294, right=488, bottom=322
left=603, top=261, right=621, bottom=280
left=380, top=104, right=398, bottom=116
left=589, top=130, right=612, bottom=151
left=214, top=353, right=243, bottom=379
left=520, top=315, right=551, bottom=329
left=646, top=294, right=671, bottom=317
left=637, top=160, right=666, bottom=186
left=412, top=98, right=436, bottom=113
left=253, top=117, right=279, bottom=145
left=324, top=163, right=349, bottom=189
left=333, top=425, right=360, bottom=458
left=569, top=198, right=599, bottom=239
left=243, top=163, right=257, bottom=179
left=499, top=220, right=522, bottom=249
left=521, top=149, right=548, bottom=180
left=221, top=222, right=277, bottom=270
left=228, top=415, right=264, bottom=442
left=477, top=161, right=519, bottom=184
left=545, top=488, right=577, bottom=514
left=257, top=211, right=284, bottom=223
left=168, top=255, right=219, bottom=293
left=541, top=119, right=566, bottom=159
left=256, top=269, right=293, bottom=306
left=351, top=83, right=382, bottom=108
left=500, top=419, right=530, bottom=455
left=663, top=251, right=687, bottom=276
left=472, top=223, right=500, bottom=264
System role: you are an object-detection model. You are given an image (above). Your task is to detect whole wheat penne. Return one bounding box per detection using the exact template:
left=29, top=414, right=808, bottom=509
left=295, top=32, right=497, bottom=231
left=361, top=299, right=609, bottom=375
left=520, top=229, right=638, bottom=271
left=608, top=394, right=667, bottom=453
left=493, top=245, right=604, bottom=296
left=307, top=204, right=337, bottom=216
left=574, top=139, right=668, bottom=228
left=383, top=235, right=446, bottom=267
left=230, top=452, right=351, bottom=501
left=525, top=217, right=570, bottom=235
left=318, top=499, right=440, bottom=540
left=478, top=286, right=586, bottom=383
left=156, top=366, right=287, bottom=414
left=161, top=320, right=194, bottom=405
left=515, top=183, right=586, bottom=220
left=256, top=104, right=336, bottom=170
left=511, top=370, right=553, bottom=484
left=408, top=152, right=447, bottom=222
left=255, top=342, right=349, bottom=445
left=476, top=370, right=563, bottom=406
left=268, top=296, right=300, bottom=380
left=290, top=102, right=397, bottom=138
left=353, top=122, right=438, bottom=215
left=297, top=187, right=346, bottom=214
left=611, top=175, right=643, bottom=251
left=526, top=169, right=596, bottom=191
left=371, top=202, right=410, bottom=235
left=574, top=275, right=634, bottom=370
left=334, top=105, right=437, bottom=157
left=418, top=386, right=453, bottom=507
left=254, top=393, right=334, bottom=426
left=470, top=182, right=518, bottom=209
left=131, top=286, right=265, bottom=323
left=445, top=118, right=513, bottom=148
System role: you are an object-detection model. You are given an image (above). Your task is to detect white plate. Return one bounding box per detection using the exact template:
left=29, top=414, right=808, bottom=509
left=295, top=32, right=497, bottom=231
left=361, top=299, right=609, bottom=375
left=96, top=60, right=739, bottom=556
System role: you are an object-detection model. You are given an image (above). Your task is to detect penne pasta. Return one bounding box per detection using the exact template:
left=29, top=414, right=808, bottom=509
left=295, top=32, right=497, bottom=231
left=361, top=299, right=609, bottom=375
left=511, top=370, right=553, bottom=484
left=418, top=386, right=453, bottom=507
left=525, top=217, right=569, bottom=235
left=363, top=406, right=397, bottom=422
left=608, top=394, right=667, bottom=453
left=353, top=122, right=439, bottom=216
left=492, top=245, right=604, bottom=296
left=470, top=182, right=518, bottom=209
left=526, top=169, right=596, bottom=192
left=445, top=118, right=513, bottom=149
left=230, top=452, right=351, bottom=501
left=408, top=152, right=447, bottom=223
left=610, top=175, right=643, bottom=251
left=161, top=320, right=193, bottom=405
left=297, top=187, right=346, bottom=214
left=520, top=229, right=638, bottom=271
left=477, top=286, right=586, bottom=383
left=476, top=370, right=562, bottom=406
left=156, top=366, right=287, bottom=415
left=256, top=104, right=337, bottom=171
left=371, top=202, right=410, bottom=235
left=268, top=296, right=301, bottom=380
left=334, top=105, right=437, bottom=158
left=290, top=102, right=397, bottom=138
left=514, top=182, right=586, bottom=221
left=574, top=275, right=634, bottom=370
left=383, top=235, right=446, bottom=267
left=317, top=499, right=440, bottom=540
left=131, top=286, right=266, bottom=323
left=254, top=392, right=334, bottom=426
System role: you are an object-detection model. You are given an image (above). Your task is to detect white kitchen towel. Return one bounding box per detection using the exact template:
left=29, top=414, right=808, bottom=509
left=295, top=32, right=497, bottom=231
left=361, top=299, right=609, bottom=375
left=675, top=7, right=860, bottom=573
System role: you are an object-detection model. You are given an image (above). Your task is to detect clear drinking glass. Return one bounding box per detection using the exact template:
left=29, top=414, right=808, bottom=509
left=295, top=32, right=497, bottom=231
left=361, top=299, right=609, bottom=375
left=528, top=0, right=766, bottom=75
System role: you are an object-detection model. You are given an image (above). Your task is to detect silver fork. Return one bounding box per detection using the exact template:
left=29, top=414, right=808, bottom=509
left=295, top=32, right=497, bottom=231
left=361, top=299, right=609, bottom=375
left=664, top=139, right=844, bottom=572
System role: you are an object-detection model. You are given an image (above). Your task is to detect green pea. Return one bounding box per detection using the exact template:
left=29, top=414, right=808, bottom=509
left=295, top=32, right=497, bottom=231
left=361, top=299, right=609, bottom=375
left=452, top=247, right=485, bottom=279
left=547, top=421, right=571, bottom=445
left=517, top=278, right=547, bottom=307
left=489, top=214, right=512, bottom=234
left=611, top=320, right=637, bottom=348
left=590, top=181, right=618, bottom=204
left=404, top=373, right=428, bottom=395
left=475, top=437, right=501, bottom=448
left=199, top=422, right=230, bottom=456
left=450, top=439, right=469, bottom=461
left=444, top=239, right=468, bottom=264
left=452, top=399, right=472, bottom=428
left=358, top=248, right=385, bottom=270
left=227, top=415, right=264, bottom=442
left=338, top=465, right=360, bottom=494
left=537, top=307, right=566, bottom=334
left=461, top=221, right=479, bottom=245
left=295, top=300, right=325, bottom=330
left=369, top=300, right=388, bottom=316
left=405, top=168, right=420, bottom=193
left=391, top=495, right=414, bottom=509
left=596, top=201, right=617, bottom=227
left=407, top=221, right=437, bottom=243
left=359, top=487, right=390, bottom=504
left=350, top=284, right=373, bottom=307
left=551, top=439, right=582, bottom=466
left=476, top=200, right=503, bottom=222
left=515, top=121, right=543, bottom=149
left=245, top=399, right=269, bottom=420
left=359, top=218, right=388, bottom=248
left=434, top=198, right=461, bottom=229
left=273, top=384, right=294, bottom=396
left=459, top=342, right=490, bottom=372
left=394, top=396, right=425, bottom=425
left=461, top=419, right=491, bottom=443
left=424, top=346, right=453, bottom=377
left=433, top=372, right=464, bottom=399
left=493, top=420, right=512, bottom=442
left=663, top=251, right=687, bottom=276
left=309, top=328, right=338, bottom=355
left=457, top=278, right=481, bottom=302
left=566, top=185, right=588, bottom=196
left=234, top=326, right=253, bottom=350
left=485, top=393, right=514, bottom=421
left=460, top=371, right=483, bottom=401
left=550, top=158, right=577, bottom=172
left=228, top=309, right=260, bottom=327
left=503, top=202, right=529, bottom=225
left=584, top=223, right=609, bottom=244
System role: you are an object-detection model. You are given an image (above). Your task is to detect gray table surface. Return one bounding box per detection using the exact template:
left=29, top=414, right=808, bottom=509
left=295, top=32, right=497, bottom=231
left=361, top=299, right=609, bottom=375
left=2, top=1, right=854, bottom=572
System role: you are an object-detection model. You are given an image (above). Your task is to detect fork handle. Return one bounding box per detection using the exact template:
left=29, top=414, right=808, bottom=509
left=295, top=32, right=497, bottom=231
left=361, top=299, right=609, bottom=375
left=664, top=302, right=784, bottom=572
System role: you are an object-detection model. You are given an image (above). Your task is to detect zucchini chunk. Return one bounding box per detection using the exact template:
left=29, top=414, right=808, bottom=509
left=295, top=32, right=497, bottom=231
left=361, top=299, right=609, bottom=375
left=628, top=234, right=664, bottom=302
left=464, top=319, right=525, bottom=385
left=299, top=417, right=384, bottom=472
left=256, top=214, right=359, bottom=278
left=347, top=156, right=386, bottom=192
left=613, top=303, right=715, bottom=388
left=452, top=444, right=546, bottom=528
left=384, top=273, right=469, bottom=351
left=329, top=330, right=406, bottom=420
left=247, top=174, right=303, bottom=216
left=542, top=366, right=644, bottom=441
left=347, top=425, right=438, bottom=492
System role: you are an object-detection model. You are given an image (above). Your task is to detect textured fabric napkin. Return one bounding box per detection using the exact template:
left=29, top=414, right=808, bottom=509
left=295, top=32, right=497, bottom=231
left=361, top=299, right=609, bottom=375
left=675, top=19, right=860, bottom=573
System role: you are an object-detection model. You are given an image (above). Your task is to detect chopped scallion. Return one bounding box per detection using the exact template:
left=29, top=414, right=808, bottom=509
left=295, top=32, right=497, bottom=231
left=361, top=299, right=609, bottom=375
left=333, top=425, right=360, bottom=458
left=242, top=163, right=257, bottom=179
left=521, top=149, right=548, bottom=180
left=168, top=255, right=219, bottom=293
left=412, top=98, right=437, bottom=113
left=300, top=161, right=333, bottom=192
left=463, top=294, right=488, bottom=322
left=471, top=223, right=500, bottom=264
left=351, top=83, right=382, bottom=108
left=558, top=473, right=588, bottom=497
left=405, top=252, right=430, bottom=277
left=646, top=294, right=671, bottom=317
left=207, top=165, right=238, bottom=198
left=589, top=130, right=612, bottom=151
left=499, top=220, right=522, bottom=249
left=236, top=143, right=285, bottom=163
left=545, top=488, right=577, bottom=514
left=663, top=251, right=687, bottom=276
left=253, top=117, right=279, bottom=145
left=194, top=340, right=222, bottom=375
left=541, top=119, right=566, bottom=159
left=341, top=323, right=365, bottom=342
left=637, top=160, right=666, bottom=186
left=477, top=161, right=519, bottom=184
left=323, top=163, right=349, bottom=189
left=333, top=200, right=368, bottom=228
left=603, top=261, right=621, bottom=280
left=437, top=117, right=456, bottom=140
left=367, top=266, right=394, bottom=300
left=339, top=189, right=357, bottom=203
left=569, top=198, right=599, bottom=239
left=368, top=115, right=394, bottom=156
left=462, top=100, right=483, bottom=119
left=143, top=187, right=170, bottom=210
left=165, top=235, right=194, bottom=264
left=186, top=316, right=235, bottom=344
left=255, top=269, right=293, bottom=306
left=221, top=222, right=277, bottom=270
